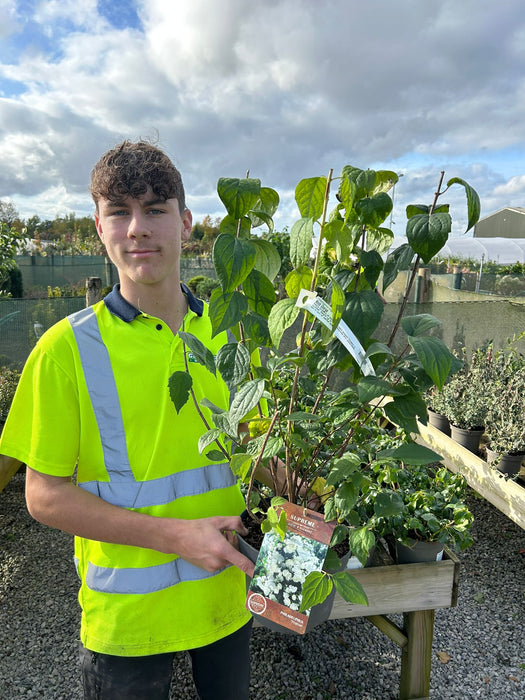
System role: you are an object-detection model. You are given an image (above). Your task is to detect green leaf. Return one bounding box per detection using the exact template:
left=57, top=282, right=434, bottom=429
left=219, top=214, right=251, bottom=238
left=295, top=177, right=327, bottom=220
left=229, top=379, right=265, bottom=424
left=360, top=249, right=384, bottom=289
left=290, top=217, right=314, bottom=268
left=407, top=335, right=454, bottom=390
left=355, top=192, right=392, bottom=228
left=178, top=331, right=216, bottom=375
left=168, top=371, right=193, bottom=413
left=365, top=342, right=394, bottom=359
left=299, top=571, right=332, bottom=612
left=285, top=266, right=313, bottom=299
left=401, top=314, right=442, bottom=337
left=213, top=233, right=256, bottom=293
left=334, top=481, right=359, bottom=514
left=200, top=398, right=225, bottom=415
left=366, top=227, right=394, bottom=257
left=330, top=277, right=345, bottom=332
left=333, top=571, right=369, bottom=606
left=388, top=443, right=443, bottom=465
left=212, top=411, right=238, bottom=439
left=384, top=392, right=428, bottom=433
left=247, top=435, right=284, bottom=461
left=324, top=219, right=355, bottom=261
left=406, top=204, right=429, bottom=218
left=268, top=297, right=300, bottom=348
left=247, top=209, right=274, bottom=233
left=242, top=311, right=272, bottom=347
left=447, top=177, right=481, bottom=233
left=348, top=526, right=375, bottom=567
left=253, top=186, right=280, bottom=219
left=406, top=212, right=452, bottom=263
left=205, top=449, right=226, bottom=461
left=216, top=342, right=251, bottom=390
left=342, top=291, right=384, bottom=344
left=198, top=429, right=222, bottom=454
left=341, top=166, right=376, bottom=200
left=217, top=177, right=261, bottom=219
left=251, top=238, right=282, bottom=282
left=229, top=453, right=253, bottom=482
left=357, top=376, right=396, bottom=403
left=324, top=547, right=343, bottom=571
left=286, top=411, right=322, bottom=422
left=372, top=170, right=398, bottom=194
left=373, top=490, right=404, bottom=517
left=382, top=243, right=415, bottom=291
left=325, top=455, right=361, bottom=487
left=337, top=172, right=356, bottom=217
left=243, top=269, right=276, bottom=317
left=323, top=497, right=337, bottom=522
left=208, top=288, right=248, bottom=337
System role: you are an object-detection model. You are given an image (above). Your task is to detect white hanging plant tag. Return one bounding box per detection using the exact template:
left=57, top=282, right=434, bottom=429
left=296, top=289, right=375, bottom=376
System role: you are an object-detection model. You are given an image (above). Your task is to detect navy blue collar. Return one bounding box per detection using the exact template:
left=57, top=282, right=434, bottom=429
left=104, top=283, right=204, bottom=322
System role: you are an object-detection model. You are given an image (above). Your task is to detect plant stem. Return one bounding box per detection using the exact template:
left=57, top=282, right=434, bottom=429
left=181, top=339, right=230, bottom=461
left=387, top=170, right=446, bottom=347
left=245, top=411, right=280, bottom=520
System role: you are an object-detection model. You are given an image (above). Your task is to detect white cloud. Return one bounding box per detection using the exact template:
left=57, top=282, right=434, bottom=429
left=0, top=0, right=524, bottom=229
left=0, top=0, right=20, bottom=39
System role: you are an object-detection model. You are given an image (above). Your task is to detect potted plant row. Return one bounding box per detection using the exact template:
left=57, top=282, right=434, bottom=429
left=169, top=165, right=480, bottom=627
left=425, top=338, right=525, bottom=476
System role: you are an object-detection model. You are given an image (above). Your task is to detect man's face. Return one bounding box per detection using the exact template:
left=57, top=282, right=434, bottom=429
left=95, top=189, right=192, bottom=293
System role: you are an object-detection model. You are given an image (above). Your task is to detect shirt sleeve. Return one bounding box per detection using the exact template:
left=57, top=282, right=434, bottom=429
left=0, top=333, right=81, bottom=477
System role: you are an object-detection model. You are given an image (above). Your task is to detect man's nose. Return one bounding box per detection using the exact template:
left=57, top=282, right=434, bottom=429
left=127, top=213, right=151, bottom=238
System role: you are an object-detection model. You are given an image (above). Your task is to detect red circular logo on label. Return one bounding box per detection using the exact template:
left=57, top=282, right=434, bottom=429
left=247, top=593, right=267, bottom=614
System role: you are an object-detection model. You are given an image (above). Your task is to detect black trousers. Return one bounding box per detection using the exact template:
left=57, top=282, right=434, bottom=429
left=79, top=620, right=252, bottom=700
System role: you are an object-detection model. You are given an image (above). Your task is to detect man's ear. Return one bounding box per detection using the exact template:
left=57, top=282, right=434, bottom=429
left=94, top=213, right=104, bottom=241
left=181, top=208, right=192, bottom=242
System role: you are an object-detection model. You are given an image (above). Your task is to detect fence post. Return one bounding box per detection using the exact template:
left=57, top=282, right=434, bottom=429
left=86, top=277, right=103, bottom=307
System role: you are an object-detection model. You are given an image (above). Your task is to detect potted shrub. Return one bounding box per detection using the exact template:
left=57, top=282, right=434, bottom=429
left=333, top=439, right=474, bottom=565
left=423, top=385, right=452, bottom=435
left=484, top=363, right=525, bottom=476
left=437, top=346, right=490, bottom=452
left=169, top=165, right=480, bottom=619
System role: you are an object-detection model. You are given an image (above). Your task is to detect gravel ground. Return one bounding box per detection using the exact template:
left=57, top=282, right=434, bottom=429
left=0, top=470, right=523, bottom=700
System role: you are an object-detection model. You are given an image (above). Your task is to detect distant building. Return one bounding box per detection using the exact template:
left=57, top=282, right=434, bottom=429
left=474, top=207, right=525, bottom=238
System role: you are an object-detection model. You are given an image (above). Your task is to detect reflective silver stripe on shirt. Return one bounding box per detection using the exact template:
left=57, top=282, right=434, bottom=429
left=86, top=557, right=223, bottom=595
left=69, top=306, right=134, bottom=481
left=67, top=306, right=236, bottom=594
left=80, top=462, right=236, bottom=508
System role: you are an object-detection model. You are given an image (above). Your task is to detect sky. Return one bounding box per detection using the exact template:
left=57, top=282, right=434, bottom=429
left=1, top=0, right=525, bottom=237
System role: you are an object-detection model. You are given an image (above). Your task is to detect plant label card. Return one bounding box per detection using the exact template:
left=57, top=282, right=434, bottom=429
left=245, top=502, right=335, bottom=634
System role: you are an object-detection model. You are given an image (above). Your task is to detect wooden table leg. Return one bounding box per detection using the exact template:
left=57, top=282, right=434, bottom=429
left=399, top=609, right=434, bottom=699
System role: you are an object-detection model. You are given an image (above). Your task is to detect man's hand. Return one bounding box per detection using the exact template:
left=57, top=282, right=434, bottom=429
left=25, top=467, right=255, bottom=578
left=165, top=516, right=255, bottom=578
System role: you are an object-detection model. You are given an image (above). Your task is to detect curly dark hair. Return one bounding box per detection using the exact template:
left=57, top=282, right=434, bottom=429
left=90, top=140, right=186, bottom=213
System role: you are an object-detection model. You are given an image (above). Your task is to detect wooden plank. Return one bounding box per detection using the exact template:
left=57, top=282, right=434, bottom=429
left=417, top=421, right=525, bottom=530
left=366, top=614, right=407, bottom=648
left=329, top=554, right=457, bottom=619
left=400, top=610, right=434, bottom=700
left=0, top=454, right=23, bottom=494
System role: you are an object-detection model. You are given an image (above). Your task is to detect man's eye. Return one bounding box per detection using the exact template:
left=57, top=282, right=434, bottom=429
left=148, top=208, right=164, bottom=215
left=109, top=210, right=128, bottom=216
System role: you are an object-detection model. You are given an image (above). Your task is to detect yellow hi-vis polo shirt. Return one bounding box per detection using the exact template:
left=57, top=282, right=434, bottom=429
left=0, top=284, right=251, bottom=655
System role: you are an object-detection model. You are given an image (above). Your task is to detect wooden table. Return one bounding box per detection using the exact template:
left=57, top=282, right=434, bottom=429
left=329, top=548, right=460, bottom=700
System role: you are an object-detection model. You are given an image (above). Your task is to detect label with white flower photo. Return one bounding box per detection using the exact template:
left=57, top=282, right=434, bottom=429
left=246, top=502, right=335, bottom=634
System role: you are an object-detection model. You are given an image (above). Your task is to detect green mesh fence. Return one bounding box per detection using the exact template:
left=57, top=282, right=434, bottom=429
left=0, top=298, right=85, bottom=367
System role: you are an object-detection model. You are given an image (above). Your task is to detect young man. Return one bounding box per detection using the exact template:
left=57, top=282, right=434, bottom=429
left=0, top=141, right=256, bottom=699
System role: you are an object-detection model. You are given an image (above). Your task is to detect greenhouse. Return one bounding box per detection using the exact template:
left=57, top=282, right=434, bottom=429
left=389, top=236, right=525, bottom=263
